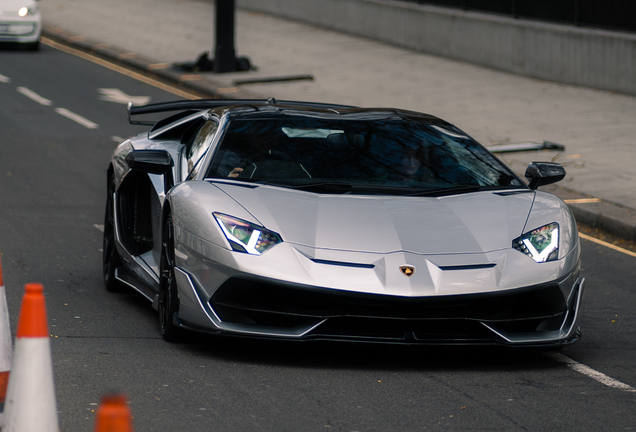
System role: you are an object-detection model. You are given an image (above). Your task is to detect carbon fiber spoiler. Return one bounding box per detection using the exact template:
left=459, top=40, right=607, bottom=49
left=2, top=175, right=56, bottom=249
left=127, top=98, right=357, bottom=125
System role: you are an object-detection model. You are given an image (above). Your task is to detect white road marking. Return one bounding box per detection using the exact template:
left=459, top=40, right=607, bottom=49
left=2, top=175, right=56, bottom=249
left=0, top=73, right=10, bottom=83
left=93, top=224, right=104, bottom=232
left=111, top=136, right=123, bottom=143
left=17, top=86, right=53, bottom=106
left=547, top=352, right=636, bottom=392
left=55, top=108, right=99, bottom=129
left=98, top=88, right=151, bottom=106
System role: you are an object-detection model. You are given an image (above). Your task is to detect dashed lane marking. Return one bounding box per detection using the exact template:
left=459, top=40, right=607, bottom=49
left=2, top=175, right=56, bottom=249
left=0, top=73, right=10, bottom=83
left=17, top=86, right=53, bottom=106
left=546, top=352, right=636, bottom=392
left=55, top=108, right=99, bottom=129
left=15, top=86, right=99, bottom=129
left=579, top=232, right=636, bottom=258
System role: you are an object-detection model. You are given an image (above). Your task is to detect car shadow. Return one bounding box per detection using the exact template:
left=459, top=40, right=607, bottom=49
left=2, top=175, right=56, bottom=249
left=0, top=42, right=38, bottom=51
left=171, top=331, right=563, bottom=373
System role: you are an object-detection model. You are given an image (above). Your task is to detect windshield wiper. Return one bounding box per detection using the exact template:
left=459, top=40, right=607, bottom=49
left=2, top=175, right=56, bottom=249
left=407, top=185, right=483, bottom=197
left=280, top=181, right=354, bottom=191
left=269, top=181, right=418, bottom=194
left=220, top=179, right=485, bottom=197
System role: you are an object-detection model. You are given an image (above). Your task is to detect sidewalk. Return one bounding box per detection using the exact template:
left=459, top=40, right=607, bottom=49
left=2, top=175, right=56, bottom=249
left=38, top=0, right=636, bottom=241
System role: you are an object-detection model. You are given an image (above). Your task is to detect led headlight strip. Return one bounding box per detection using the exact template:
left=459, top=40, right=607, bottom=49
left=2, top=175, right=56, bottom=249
left=213, top=212, right=282, bottom=255
left=513, top=222, right=559, bottom=263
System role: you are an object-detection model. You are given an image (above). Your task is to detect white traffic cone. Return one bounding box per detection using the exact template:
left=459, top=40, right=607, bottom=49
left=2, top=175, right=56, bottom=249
left=3, top=283, right=59, bottom=432
left=0, top=254, right=12, bottom=427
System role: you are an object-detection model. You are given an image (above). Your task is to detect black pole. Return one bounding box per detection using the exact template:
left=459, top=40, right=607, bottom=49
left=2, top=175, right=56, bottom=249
left=174, top=0, right=252, bottom=73
left=214, top=0, right=237, bottom=73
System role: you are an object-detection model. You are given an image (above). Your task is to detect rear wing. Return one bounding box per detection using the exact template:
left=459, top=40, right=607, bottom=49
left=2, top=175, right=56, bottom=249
left=127, top=98, right=357, bottom=126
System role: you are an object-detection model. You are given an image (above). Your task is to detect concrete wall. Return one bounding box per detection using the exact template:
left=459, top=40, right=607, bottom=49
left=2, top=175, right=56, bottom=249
left=236, top=0, right=636, bottom=96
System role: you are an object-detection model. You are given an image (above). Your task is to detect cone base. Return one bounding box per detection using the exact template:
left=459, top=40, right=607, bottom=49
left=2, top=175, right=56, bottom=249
left=3, top=338, right=58, bottom=432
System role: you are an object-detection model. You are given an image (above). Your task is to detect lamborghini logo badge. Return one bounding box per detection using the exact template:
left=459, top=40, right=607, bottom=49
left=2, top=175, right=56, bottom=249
left=400, top=266, right=415, bottom=277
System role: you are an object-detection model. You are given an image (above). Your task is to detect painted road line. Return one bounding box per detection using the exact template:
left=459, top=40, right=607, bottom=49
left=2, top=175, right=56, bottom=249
left=579, top=232, right=636, bottom=258
left=563, top=198, right=601, bottom=204
left=55, top=108, right=99, bottom=129
left=98, top=88, right=151, bottom=106
left=0, top=73, right=10, bottom=83
left=546, top=352, right=636, bottom=392
left=93, top=224, right=104, bottom=232
left=111, top=136, right=123, bottom=143
left=42, top=37, right=199, bottom=100
left=17, top=86, right=53, bottom=106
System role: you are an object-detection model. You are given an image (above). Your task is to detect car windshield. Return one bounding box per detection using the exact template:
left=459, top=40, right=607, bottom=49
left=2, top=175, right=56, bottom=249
left=205, top=117, right=524, bottom=195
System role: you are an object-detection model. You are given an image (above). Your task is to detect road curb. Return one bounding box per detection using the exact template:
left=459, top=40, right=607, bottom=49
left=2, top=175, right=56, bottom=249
left=41, top=25, right=636, bottom=243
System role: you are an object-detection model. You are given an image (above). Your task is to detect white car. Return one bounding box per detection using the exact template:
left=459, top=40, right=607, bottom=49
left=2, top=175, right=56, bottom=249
left=0, top=0, right=41, bottom=50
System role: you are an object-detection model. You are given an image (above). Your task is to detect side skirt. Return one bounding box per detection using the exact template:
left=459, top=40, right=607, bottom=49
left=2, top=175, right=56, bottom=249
left=115, top=267, right=157, bottom=303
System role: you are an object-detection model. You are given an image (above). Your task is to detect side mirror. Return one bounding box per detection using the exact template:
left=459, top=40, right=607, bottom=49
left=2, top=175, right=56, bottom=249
left=125, top=149, right=175, bottom=191
left=524, top=162, right=566, bottom=190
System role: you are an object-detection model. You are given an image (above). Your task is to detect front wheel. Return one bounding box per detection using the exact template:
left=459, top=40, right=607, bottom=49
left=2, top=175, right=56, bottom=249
left=159, top=214, right=182, bottom=342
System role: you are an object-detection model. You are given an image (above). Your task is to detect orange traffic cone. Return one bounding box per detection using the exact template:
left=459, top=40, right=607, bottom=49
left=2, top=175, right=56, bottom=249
left=0, top=255, right=12, bottom=425
left=3, top=283, right=58, bottom=432
left=94, top=393, right=134, bottom=432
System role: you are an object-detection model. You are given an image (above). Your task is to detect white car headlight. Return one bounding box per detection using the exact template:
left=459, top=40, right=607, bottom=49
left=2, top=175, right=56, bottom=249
left=214, top=213, right=282, bottom=255
left=513, top=223, right=559, bottom=263
left=18, top=5, right=38, bottom=16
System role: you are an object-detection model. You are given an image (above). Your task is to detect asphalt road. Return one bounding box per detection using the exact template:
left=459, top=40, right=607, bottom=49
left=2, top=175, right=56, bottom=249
left=0, top=42, right=635, bottom=432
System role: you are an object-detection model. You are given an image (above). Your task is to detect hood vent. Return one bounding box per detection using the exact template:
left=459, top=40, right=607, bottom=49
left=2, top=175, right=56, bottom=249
left=311, top=259, right=375, bottom=269
left=438, top=263, right=496, bottom=271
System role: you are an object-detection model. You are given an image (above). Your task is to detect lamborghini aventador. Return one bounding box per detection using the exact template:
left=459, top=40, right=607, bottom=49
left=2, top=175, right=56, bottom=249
left=103, top=98, right=584, bottom=347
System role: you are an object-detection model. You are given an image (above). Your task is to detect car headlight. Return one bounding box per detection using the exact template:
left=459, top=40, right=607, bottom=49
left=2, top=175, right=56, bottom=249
left=513, top=223, right=559, bottom=263
left=18, top=6, right=38, bottom=17
left=213, top=213, right=282, bottom=255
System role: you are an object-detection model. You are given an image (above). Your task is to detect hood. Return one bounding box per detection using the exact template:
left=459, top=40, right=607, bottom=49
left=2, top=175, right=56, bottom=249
left=214, top=183, right=535, bottom=255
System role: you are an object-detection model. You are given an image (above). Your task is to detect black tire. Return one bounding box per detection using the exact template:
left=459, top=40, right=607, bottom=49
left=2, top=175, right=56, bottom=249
left=159, top=214, right=182, bottom=342
left=103, top=173, right=125, bottom=292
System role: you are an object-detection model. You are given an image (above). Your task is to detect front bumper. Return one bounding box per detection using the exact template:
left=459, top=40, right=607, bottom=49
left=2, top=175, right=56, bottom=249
left=172, top=224, right=584, bottom=346
left=0, top=18, right=41, bottom=43
left=174, top=265, right=585, bottom=347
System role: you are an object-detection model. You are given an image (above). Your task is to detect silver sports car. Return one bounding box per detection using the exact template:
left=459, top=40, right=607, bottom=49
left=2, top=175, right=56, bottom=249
left=103, top=98, right=584, bottom=347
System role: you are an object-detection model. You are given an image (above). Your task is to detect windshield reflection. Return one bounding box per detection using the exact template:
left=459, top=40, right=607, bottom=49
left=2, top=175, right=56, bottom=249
left=206, top=117, right=523, bottom=195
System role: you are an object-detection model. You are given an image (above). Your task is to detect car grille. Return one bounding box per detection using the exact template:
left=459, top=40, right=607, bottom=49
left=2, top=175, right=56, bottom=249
left=210, top=278, right=567, bottom=343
